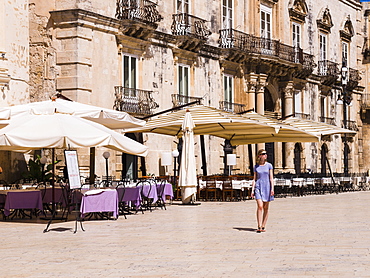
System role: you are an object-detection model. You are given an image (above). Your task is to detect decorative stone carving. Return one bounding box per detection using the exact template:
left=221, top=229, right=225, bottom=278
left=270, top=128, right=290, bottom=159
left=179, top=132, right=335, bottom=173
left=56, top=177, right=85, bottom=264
left=317, top=7, right=333, bottom=33
left=340, top=15, right=354, bottom=42
left=289, top=0, right=308, bottom=23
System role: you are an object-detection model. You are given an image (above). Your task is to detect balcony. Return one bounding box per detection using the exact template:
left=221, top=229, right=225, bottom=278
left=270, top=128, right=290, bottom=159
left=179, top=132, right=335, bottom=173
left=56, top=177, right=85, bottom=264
left=319, top=116, right=336, bottom=125
left=347, top=68, right=361, bottom=91
left=317, top=60, right=340, bottom=86
left=171, top=94, right=203, bottom=107
left=219, top=101, right=247, bottom=114
left=218, top=29, right=315, bottom=76
left=342, top=120, right=358, bottom=131
left=171, top=13, right=211, bottom=52
left=115, top=0, right=163, bottom=40
left=114, top=86, right=159, bottom=117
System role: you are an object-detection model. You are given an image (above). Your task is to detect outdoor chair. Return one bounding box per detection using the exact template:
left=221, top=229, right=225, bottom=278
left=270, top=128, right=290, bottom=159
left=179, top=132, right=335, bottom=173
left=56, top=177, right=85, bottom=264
left=155, top=179, right=167, bottom=210
left=116, top=181, right=128, bottom=219
left=204, top=177, right=220, bottom=201
left=221, top=177, right=234, bottom=201
left=136, top=179, right=154, bottom=212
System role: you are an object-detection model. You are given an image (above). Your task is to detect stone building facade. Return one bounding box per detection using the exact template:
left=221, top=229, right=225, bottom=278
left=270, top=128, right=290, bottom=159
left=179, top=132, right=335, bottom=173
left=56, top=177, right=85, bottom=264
left=0, top=0, right=369, bottom=182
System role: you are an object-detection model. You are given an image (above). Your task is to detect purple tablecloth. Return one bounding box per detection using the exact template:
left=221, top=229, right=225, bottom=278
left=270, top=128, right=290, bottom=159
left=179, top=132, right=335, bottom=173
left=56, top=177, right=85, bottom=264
left=80, top=190, right=119, bottom=219
left=157, top=183, right=174, bottom=200
left=139, top=184, right=158, bottom=203
left=117, top=187, right=141, bottom=208
left=40, top=187, right=66, bottom=206
left=3, top=190, right=43, bottom=216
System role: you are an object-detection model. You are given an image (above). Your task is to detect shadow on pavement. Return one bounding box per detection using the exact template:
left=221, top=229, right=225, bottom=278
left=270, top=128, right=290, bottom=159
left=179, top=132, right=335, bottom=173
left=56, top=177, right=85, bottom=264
left=233, top=227, right=257, bottom=232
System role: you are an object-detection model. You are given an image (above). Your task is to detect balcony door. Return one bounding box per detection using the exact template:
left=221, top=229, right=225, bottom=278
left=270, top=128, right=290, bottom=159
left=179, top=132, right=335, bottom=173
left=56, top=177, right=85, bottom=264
left=122, top=54, right=138, bottom=98
left=223, top=74, right=233, bottom=112
left=178, top=64, right=190, bottom=105
left=177, top=0, right=189, bottom=13
left=319, top=33, right=327, bottom=74
left=222, top=0, right=233, bottom=29
left=261, top=4, right=272, bottom=54
left=292, top=22, right=302, bottom=63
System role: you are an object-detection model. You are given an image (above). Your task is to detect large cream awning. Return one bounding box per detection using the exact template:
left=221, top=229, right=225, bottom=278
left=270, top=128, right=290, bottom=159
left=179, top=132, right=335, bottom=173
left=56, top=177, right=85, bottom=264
left=229, top=112, right=320, bottom=145
left=124, top=106, right=320, bottom=144
left=125, top=105, right=278, bottom=138
left=282, top=117, right=357, bottom=137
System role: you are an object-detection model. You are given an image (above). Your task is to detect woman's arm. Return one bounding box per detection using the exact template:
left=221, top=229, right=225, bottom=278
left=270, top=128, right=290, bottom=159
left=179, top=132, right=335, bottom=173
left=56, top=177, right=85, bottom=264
left=269, top=169, right=274, bottom=196
left=251, top=171, right=257, bottom=197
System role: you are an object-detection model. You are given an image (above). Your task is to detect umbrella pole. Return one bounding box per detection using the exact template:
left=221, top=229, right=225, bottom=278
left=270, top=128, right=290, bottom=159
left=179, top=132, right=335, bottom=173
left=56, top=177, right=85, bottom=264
left=248, top=145, right=254, bottom=175
left=89, top=147, right=96, bottom=187
left=200, top=135, right=207, bottom=176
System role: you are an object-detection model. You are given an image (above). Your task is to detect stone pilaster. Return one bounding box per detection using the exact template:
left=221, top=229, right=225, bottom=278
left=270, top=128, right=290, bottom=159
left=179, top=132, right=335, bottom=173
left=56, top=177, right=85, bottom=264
left=256, top=74, right=268, bottom=115
left=281, top=80, right=295, bottom=173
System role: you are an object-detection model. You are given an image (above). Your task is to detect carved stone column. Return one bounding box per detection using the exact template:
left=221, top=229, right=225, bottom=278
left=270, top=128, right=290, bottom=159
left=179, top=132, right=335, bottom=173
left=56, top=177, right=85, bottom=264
left=245, top=73, right=259, bottom=111
left=256, top=74, right=268, bottom=115
left=256, top=74, right=268, bottom=151
left=281, top=80, right=295, bottom=173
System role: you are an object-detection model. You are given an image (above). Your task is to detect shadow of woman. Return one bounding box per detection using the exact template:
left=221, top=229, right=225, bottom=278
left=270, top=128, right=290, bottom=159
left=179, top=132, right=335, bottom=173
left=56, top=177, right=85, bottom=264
left=233, top=227, right=257, bottom=232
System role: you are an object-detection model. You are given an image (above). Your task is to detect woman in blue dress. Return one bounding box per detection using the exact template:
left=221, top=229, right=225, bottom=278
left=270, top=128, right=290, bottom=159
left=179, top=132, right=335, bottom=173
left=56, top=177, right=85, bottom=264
left=251, top=149, right=274, bottom=233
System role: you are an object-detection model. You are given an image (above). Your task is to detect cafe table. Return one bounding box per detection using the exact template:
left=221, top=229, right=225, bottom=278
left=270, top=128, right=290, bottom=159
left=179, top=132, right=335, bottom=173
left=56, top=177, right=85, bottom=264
left=0, top=189, right=43, bottom=218
left=158, top=183, right=174, bottom=200
left=80, top=189, right=119, bottom=219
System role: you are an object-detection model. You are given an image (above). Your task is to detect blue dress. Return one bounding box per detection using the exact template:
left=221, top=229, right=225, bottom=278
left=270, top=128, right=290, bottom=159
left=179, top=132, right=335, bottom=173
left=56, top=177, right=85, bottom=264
left=254, top=162, right=274, bottom=202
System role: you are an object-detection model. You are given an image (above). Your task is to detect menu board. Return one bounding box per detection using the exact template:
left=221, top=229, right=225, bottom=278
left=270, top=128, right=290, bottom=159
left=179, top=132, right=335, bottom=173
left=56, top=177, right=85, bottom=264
left=64, top=150, right=82, bottom=189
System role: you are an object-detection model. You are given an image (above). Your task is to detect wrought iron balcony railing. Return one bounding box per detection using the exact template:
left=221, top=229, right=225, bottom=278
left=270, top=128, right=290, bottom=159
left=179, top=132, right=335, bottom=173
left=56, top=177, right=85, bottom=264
left=218, top=29, right=315, bottom=72
left=171, top=13, right=211, bottom=40
left=115, top=0, right=163, bottom=26
left=171, top=94, right=202, bottom=107
left=319, top=116, right=336, bottom=125
left=347, top=68, right=361, bottom=91
left=114, top=86, right=159, bottom=116
left=342, top=120, right=358, bottom=131
left=219, top=101, right=247, bottom=114
left=317, top=60, right=340, bottom=77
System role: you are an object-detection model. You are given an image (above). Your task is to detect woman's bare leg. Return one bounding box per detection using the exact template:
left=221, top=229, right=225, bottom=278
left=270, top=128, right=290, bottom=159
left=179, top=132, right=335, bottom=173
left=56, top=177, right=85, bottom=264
left=256, top=199, right=264, bottom=229
left=262, top=202, right=270, bottom=229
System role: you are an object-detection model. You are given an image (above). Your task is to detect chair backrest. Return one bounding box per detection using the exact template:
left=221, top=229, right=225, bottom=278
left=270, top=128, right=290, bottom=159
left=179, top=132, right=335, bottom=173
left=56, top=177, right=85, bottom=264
left=205, top=178, right=216, bottom=189
left=116, top=181, right=126, bottom=202
left=136, top=179, right=152, bottom=198
left=157, top=180, right=166, bottom=197
left=222, top=178, right=232, bottom=189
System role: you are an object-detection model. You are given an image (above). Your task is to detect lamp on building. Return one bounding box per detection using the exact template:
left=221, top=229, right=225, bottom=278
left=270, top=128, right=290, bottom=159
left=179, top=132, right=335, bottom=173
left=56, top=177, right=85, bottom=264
left=226, top=154, right=237, bottom=176
left=102, top=151, right=111, bottom=184
left=161, top=151, right=172, bottom=176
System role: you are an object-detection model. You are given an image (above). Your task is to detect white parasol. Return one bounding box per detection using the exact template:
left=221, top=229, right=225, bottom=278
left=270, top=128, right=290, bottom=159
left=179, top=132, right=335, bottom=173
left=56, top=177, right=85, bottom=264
left=178, top=111, right=198, bottom=204
left=7, top=98, right=146, bottom=129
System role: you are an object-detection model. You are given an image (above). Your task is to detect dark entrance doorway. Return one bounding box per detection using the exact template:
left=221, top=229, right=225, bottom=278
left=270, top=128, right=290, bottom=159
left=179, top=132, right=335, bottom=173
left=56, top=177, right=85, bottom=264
left=294, top=143, right=303, bottom=174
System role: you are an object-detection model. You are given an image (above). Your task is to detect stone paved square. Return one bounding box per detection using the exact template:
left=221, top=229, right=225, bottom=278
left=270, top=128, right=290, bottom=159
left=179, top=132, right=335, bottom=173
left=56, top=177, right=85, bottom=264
left=0, top=192, right=369, bottom=277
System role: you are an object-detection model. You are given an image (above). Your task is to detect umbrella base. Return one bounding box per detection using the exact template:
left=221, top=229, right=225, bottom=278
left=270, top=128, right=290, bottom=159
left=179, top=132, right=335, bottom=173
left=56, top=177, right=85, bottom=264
left=181, top=186, right=197, bottom=204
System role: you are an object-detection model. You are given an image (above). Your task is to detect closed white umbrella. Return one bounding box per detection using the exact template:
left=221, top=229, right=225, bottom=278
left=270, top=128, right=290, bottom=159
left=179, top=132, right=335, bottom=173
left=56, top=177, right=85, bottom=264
left=178, top=111, right=197, bottom=204
left=7, top=98, right=146, bottom=129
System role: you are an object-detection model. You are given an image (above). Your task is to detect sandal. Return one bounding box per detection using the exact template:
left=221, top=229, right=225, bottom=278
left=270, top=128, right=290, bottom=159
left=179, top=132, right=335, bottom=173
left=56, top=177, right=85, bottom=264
left=256, top=227, right=262, bottom=233
left=261, top=227, right=266, bottom=232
